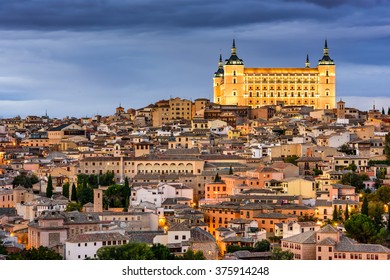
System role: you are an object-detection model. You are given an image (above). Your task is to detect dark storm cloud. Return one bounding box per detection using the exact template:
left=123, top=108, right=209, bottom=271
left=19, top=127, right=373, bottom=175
left=285, top=0, right=390, bottom=8
left=0, top=0, right=345, bottom=31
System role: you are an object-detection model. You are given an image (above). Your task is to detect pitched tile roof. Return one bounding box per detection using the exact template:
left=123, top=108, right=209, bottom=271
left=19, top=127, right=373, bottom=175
left=282, top=231, right=316, bottom=244
left=168, top=222, right=190, bottom=232
left=335, top=236, right=390, bottom=253
left=190, top=227, right=216, bottom=243
left=66, top=232, right=128, bottom=243
left=318, top=224, right=338, bottom=233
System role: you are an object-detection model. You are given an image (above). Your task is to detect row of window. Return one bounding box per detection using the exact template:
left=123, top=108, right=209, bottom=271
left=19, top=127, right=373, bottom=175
left=248, top=92, right=317, bottom=97
left=1, top=195, right=13, bottom=201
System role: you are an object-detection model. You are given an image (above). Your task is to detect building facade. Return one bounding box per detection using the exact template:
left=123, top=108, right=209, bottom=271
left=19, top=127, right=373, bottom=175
left=213, top=40, right=336, bottom=110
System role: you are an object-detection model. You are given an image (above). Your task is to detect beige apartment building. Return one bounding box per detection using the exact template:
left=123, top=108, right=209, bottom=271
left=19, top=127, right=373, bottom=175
left=152, top=97, right=193, bottom=127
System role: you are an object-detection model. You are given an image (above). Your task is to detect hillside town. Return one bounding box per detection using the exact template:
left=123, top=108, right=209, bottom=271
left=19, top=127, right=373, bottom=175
left=1, top=96, right=390, bottom=260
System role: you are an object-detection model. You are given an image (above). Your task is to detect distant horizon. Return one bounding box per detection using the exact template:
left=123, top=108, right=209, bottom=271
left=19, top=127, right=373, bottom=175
left=0, top=95, right=389, bottom=120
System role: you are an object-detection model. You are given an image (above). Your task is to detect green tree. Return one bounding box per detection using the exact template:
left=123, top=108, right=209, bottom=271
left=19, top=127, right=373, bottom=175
left=375, top=186, right=390, bottom=205
left=283, top=155, right=299, bottom=166
left=388, top=107, right=390, bottom=115
left=376, top=228, right=390, bottom=247
left=104, top=184, right=130, bottom=208
left=7, top=246, right=62, bottom=260
left=333, top=205, right=339, bottom=221
left=375, top=186, right=390, bottom=231
left=77, top=177, right=93, bottom=205
left=12, top=174, right=39, bottom=188
left=338, top=144, right=355, bottom=155
left=97, top=242, right=154, bottom=260
left=382, top=107, right=385, bottom=115
left=346, top=163, right=357, bottom=172
left=124, top=177, right=131, bottom=210
left=254, top=240, right=271, bottom=252
left=46, top=175, right=53, bottom=198
left=344, top=214, right=377, bottom=243
left=372, top=204, right=384, bottom=230
left=150, top=244, right=176, bottom=260
left=180, top=249, right=206, bottom=260
left=62, top=182, right=70, bottom=198
left=361, top=195, right=369, bottom=216
left=271, top=247, right=294, bottom=260
left=71, top=183, right=77, bottom=202
left=99, top=171, right=115, bottom=186
left=65, top=202, right=82, bottom=212
left=384, top=132, right=390, bottom=161
left=312, top=168, right=323, bottom=176
left=340, top=172, right=370, bottom=192
left=0, top=240, right=7, bottom=255
left=344, top=203, right=349, bottom=221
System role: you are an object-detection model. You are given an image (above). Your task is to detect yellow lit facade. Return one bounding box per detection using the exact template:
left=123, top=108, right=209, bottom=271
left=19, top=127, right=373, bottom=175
left=213, top=40, right=336, bottom=109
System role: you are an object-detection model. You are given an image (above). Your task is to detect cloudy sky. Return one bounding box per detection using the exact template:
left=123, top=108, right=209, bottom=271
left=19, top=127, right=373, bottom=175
left=0, top=0, right=389, bottom=118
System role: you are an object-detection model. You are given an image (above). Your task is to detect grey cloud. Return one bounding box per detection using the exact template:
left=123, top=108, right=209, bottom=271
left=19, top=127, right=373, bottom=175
left=285, top=0, right=389, bottom=8
left=0, top=0, right=342, bottom=31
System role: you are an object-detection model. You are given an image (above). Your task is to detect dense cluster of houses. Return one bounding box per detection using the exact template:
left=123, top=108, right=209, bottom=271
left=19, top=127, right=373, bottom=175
left=1, top=97, right=390, bottom=260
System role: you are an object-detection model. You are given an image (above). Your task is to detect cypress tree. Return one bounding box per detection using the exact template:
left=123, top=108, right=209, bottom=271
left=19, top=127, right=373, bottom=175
left=62, top=182, right=70, bottom=198
left=46, top=175, right=53, bottom=198
left=124, top=177, right=130, bottom=210
left=361, top=196, right=369, bottom=216
left=332, top=205, right=338, bottom=221
left=345, top=203, right=349, bottom=221
left=71, top=183, right=77, bottom=202
left=382, top=107, right=385, bottom=115
left=387, top=107, right=390, bottom=115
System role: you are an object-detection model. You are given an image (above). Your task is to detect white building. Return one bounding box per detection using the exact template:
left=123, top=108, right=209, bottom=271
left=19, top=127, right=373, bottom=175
left=130, top=183, right=193, bottom=208
left=282, top=221, right=320, bottom=239
left=65, top=232, right=129, bottom=260
left=16, top=197, right=68, bottom=221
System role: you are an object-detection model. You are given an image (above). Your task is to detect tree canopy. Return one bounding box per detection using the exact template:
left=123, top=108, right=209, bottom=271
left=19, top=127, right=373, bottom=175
left=283, top=155, right=299, bottom=166
left=344, top=214, right=377, bottom=243
left=97, top=242, right=154, bottom=260
left=178, top=249, right=206, bottom=260
left=270, top=247, right=294, bottom=260
left=7, top=246, right=62, bottom=260
left=12, top=174, right=39, bottom=188
left=340, top=172, right=370, bottom=192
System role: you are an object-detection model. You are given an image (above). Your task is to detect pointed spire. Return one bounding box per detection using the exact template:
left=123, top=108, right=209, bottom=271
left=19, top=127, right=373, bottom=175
left=225, top=39, right=243, bottom=65
left=305, top=53, right=310, bottom=68
left=214, top=52, right=224, bottom=77
left=231, top=38, right=237, bottom=55
left=323, top=38, right=329, bottom=56
left=318, top=38, right=334, bottom=65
